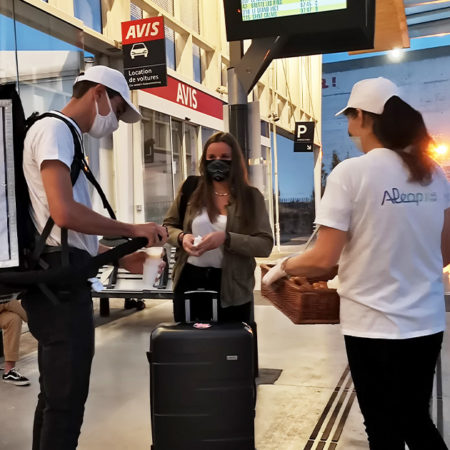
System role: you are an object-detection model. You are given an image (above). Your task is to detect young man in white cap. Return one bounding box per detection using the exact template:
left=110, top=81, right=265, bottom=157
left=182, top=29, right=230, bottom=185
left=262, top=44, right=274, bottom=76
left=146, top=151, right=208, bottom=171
left=21, top=65, right=168, bottom=450
left=264, top=77, right=450, bottom=449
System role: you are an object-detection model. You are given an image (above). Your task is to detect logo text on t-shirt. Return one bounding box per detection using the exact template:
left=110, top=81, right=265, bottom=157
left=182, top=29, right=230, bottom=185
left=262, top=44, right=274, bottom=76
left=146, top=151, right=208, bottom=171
left=381, top=188, right=437, bottom=206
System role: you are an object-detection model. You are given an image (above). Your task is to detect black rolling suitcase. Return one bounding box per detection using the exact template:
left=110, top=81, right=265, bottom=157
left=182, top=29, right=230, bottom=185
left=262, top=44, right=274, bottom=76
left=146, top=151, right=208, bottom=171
left=148, top=292, right=255, bottom=450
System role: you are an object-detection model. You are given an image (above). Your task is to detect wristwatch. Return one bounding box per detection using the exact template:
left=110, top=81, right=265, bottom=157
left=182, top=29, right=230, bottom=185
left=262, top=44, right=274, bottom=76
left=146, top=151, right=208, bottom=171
left=177, top=232, right=185, bottom=246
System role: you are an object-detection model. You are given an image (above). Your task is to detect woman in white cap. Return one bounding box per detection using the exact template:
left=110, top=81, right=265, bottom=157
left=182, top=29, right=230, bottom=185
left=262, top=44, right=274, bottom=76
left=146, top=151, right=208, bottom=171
left=263, top=77, right=450, bottom=449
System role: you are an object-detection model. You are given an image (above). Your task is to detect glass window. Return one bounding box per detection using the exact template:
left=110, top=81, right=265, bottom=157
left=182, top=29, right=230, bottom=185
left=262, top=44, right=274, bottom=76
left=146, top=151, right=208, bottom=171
left=185, top=123, right=199, bottom=177
left=261, top=120, right=270, bottom=138
left=130, top=3, right=143, bottom=20
left=221, top=61, right=228, bottom=88
left=165, top=26, right=176, bottom=70
left=142, top=108, right=174, bottom=223
left=0, top=7, right=83, bottom=114
left=152, top=0, right=174, bottom=15
left=193, top=44, right=201, bottom=84
left=74, top=0, right=102, bottom=33
left=201, top=127, right=218, bottom=149
left=171, top=119, right=183, bottom=192
left=0, top=12, right=18, bottom=84
left=180, top=0, right=199, bottom=33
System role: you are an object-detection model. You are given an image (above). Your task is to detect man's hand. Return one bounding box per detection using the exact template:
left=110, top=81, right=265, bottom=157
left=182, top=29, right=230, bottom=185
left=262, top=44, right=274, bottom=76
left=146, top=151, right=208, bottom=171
left=193, top=231, right=226, bottom=256
left=132, top=223, right=168, bottom=247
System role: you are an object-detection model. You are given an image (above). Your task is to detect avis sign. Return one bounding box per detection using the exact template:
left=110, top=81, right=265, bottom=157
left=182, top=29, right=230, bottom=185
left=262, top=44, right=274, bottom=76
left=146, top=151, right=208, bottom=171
left=294, top=122, right=315, bottom=152
left=121, top=17, right=167, bottom=90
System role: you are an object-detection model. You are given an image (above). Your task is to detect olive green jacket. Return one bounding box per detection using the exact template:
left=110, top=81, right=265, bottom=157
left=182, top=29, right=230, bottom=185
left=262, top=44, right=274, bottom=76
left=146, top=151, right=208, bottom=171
left=163, top=185, right=273, bottom=307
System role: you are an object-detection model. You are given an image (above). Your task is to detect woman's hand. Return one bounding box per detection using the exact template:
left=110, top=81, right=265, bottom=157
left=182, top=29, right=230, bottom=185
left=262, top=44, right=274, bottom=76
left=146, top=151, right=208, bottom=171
left=182, top=233, right=202, bottom=256
left=193, top=231, right=226, bottom=256
left=262, top=258, right=288, bottom=287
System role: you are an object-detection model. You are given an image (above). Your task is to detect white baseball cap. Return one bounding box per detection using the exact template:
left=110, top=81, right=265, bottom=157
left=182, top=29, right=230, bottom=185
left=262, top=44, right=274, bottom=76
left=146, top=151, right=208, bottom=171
left=74, top=65, right=142, bottom=123
left=335, top=77, right=400, bottom=117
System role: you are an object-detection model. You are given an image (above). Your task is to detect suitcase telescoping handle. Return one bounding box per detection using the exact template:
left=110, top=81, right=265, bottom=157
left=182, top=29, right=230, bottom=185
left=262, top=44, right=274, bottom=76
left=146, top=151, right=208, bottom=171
left=184, top=290, right=218, bottom=322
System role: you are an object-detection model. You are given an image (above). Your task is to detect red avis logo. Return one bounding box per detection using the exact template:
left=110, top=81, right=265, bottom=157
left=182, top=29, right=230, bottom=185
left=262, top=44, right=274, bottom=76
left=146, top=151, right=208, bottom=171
left=176, top=83, right=197, bottom=109
left=121, top=17, right=164, bottom=45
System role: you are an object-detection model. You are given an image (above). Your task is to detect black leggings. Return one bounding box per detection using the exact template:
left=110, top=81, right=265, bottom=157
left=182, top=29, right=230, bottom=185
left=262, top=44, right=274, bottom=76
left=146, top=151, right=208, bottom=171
left=345, top=332, right=447, bottom=450
left=173, top=263, right=252, bottom=323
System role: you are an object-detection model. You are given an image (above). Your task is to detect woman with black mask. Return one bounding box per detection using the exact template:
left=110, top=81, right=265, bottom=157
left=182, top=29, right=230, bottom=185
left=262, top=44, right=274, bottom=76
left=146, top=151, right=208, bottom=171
left=164, top=131, right=273, bottom=323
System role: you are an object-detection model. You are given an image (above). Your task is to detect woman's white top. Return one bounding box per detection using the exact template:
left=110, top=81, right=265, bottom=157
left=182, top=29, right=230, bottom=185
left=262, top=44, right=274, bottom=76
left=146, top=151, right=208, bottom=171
left=315, top=148, right=450, bottom=339
left=187, top=208, right=227, bottom=268
left=23, top=112, right=99, bottom=256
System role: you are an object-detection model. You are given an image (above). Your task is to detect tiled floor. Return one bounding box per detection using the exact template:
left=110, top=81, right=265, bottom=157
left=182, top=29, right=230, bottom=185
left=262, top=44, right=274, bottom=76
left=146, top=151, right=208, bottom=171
left=1, top=295, right=449, bottom=449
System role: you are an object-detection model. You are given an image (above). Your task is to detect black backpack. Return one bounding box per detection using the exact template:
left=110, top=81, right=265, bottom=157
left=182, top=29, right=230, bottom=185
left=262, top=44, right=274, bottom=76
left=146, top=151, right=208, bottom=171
left=0, top=83, right=147, bottom=303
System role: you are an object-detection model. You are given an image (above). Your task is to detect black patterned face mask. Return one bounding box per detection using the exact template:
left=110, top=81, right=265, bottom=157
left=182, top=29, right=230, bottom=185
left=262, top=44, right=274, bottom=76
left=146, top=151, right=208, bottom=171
left=205, top=159, right=231, bottom=182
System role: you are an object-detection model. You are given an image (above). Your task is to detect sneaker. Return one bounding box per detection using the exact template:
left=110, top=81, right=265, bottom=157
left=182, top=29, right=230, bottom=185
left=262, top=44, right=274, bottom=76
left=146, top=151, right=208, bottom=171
left=2, top=368, right=30, bottom=386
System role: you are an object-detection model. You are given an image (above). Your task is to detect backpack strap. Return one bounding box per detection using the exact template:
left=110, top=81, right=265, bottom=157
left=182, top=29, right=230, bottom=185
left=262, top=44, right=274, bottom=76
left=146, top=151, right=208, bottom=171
left=179, top=175, right=200, bottom=226
left=28, top=112, right=116, bottom=268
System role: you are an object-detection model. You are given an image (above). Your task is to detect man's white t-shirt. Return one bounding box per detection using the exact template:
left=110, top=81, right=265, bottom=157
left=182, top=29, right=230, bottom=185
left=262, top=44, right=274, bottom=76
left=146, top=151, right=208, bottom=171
left=23, top=112, right=99, bottom=256
left=315, top=148, right=450, bottom=339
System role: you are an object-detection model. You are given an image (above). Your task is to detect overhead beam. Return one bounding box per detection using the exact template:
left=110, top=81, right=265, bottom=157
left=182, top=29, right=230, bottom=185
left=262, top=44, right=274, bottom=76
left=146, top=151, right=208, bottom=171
left=407, top=6, right=450, bottom=22
left=408, top=18, right=450, bottom=37
left=350, top=0, right=409, bottom=54
left=404, top=0, right=450, bottom=7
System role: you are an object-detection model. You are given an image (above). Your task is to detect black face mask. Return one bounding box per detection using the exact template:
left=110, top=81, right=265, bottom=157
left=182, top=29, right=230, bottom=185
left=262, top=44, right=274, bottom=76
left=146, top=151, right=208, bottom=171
left=205, top=159, right=231, bottom=182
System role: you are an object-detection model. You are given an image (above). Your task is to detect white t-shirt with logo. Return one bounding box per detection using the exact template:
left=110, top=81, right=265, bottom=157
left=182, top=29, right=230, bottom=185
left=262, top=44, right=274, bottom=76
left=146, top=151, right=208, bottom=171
left=315, top=147, right=450, bottom=339
left=23, top=112, right=99, bottom=256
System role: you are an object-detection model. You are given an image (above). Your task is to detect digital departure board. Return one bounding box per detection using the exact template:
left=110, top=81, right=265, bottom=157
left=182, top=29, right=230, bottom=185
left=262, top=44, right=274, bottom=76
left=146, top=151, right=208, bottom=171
left=241, top=0, right=347, bottom=21
left=223, top=0, right=375, bottom=57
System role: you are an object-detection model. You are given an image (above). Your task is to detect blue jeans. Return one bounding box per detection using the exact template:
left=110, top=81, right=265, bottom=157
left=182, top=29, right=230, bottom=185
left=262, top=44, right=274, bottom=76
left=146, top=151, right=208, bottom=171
left=345, top=332, right=447, bottom=450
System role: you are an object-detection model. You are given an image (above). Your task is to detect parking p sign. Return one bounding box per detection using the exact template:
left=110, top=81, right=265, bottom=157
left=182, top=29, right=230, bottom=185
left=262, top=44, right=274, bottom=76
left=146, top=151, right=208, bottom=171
left=294, top=121, right=315, bottom=152
left=121, top=17, right=167, bottom=90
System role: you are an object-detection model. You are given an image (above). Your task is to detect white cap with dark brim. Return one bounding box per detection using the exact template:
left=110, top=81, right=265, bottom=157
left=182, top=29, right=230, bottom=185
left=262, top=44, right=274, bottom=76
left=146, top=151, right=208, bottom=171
left=335, top=77, right=400, bottom=117
left=74, top=65, right=142, bottom=123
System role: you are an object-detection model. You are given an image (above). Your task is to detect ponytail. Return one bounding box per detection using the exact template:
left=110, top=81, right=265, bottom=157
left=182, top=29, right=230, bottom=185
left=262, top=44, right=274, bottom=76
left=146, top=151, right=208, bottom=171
left=371, top=96, right=435, bottom=184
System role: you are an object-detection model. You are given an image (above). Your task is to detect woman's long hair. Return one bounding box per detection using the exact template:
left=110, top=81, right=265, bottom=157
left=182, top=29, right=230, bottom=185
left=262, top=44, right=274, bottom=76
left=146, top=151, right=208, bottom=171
left=346, top=96, right=436, bottom=184
left=190, top=131, right=254, bottom=229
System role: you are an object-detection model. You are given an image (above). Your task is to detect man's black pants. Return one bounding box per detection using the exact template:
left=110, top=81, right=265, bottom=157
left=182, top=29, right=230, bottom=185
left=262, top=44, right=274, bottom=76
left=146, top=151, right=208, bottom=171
left=345, top=332, right=447, bottom=450
left=22, top=250, right=95, bottom=450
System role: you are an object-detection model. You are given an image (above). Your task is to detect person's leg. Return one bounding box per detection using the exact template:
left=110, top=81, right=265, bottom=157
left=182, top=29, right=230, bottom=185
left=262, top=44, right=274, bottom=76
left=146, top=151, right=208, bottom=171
left=344, top=335, right=405, bottom=450
left=399, top=333, right=447, bottom=450
left=0, top=310, right=22, bottom=372
left=4, top=299, right=28, bottom=322
left=22, top=285, right=94, bottom=450
left=218, top=301, right=252, bottom=323
left=32, top=343, right=45, bottom=450
left=173, top=264, right=192, bottom=322
left=173, top=288, right=187, bottom=322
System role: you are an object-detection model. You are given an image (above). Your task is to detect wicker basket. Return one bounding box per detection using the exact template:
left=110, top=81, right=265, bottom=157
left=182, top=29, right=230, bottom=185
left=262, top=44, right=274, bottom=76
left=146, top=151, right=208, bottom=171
left=260, top=264, right=340, bottom=324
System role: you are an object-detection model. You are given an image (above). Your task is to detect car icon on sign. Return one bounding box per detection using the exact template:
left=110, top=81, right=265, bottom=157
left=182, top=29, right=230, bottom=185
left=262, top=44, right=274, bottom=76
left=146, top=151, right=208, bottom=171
left=130, top=42, right=148, bottom=59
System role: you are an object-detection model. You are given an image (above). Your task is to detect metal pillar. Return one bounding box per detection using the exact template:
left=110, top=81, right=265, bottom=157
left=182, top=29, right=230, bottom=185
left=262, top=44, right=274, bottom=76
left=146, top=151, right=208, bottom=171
left=272, top=119, right=281, bottom=251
